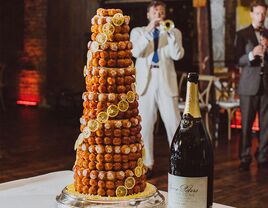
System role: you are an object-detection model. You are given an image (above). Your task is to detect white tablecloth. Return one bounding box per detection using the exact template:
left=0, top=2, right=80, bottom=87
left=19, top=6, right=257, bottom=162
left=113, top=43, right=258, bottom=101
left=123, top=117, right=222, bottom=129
left=0, top=171, right=234, bottom=208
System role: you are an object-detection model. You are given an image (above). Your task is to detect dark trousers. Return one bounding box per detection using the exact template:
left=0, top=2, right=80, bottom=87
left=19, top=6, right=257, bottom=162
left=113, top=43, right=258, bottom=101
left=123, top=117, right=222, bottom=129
left=240, top=77, right=268, bottom=163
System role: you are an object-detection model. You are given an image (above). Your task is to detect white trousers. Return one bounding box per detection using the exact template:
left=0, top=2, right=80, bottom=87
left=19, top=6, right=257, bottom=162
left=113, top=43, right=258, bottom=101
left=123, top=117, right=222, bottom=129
left=138, top=69, right=181, bottom=169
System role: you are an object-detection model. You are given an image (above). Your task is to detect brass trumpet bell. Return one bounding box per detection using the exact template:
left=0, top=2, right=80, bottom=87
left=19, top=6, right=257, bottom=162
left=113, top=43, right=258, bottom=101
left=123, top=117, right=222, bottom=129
left=160, top=19, right=174, bottom=31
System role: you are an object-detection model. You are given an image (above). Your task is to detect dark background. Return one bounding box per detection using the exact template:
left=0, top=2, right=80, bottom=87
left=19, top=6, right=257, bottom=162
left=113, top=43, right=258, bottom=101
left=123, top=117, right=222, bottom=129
left=0, top=0, right=196, bottom=106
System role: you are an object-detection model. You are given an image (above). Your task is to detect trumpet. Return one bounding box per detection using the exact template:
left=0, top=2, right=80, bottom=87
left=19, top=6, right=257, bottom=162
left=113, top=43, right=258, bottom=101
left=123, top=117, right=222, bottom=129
left=160, top=19, right=175, bottom=31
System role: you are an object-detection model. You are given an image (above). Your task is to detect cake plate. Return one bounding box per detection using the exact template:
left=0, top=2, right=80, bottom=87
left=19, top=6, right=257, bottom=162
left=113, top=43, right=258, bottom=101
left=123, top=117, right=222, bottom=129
left=56, top=183, right=165, bottom=208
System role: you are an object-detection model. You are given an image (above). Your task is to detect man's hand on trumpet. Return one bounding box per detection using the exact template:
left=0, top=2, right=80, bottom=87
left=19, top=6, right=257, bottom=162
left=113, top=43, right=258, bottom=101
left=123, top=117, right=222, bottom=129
left=260, top=36, right=268, bottom=49
left=145, top=17, right=162, bottom=32
left=253, top=44, right=266, bottom=58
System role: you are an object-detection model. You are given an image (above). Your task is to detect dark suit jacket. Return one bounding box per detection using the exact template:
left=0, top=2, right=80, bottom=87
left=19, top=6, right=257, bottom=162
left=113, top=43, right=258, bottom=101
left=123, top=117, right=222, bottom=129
left=235, top=25, right=268, bottom=95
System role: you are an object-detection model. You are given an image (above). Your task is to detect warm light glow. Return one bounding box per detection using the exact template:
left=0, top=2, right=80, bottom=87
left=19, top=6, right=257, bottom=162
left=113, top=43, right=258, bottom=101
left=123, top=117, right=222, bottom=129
left=16, top=100, right=38, bottom=106
left=231, top=110, right=259, bottom=131
left=230, top=124, right=260, bottom=131
left=17, top=70, right=40, bottom=105
left=193, top=0, right=207, bottom=7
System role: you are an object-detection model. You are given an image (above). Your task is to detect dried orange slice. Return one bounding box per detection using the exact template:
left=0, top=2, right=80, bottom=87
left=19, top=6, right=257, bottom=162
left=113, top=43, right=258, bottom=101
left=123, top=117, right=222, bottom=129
left=118, top=100, right=129, bottom=112
left=126, top=91, right=135, bottom=103
left=116, top=186, right=127, bottom=197
left=134, top=166, right=142, bottom=177
left=130, top=60, right=134, bottom=68
left=102, top=23, right=115, bottom=35
left=90, top=41, right=99, bottom=52
left=142, top=147, right=146, bottom=160
left=107, top=104, right=119, bottom=117
left=137, top=158, right=143, bottom=167
left=131, top=83, right=136, bottom=92
left=97, top=111, right=109, bottom=123
left=83, top=65, right=87, bottom=77
left=96, top=33, right=108, bottom=45
left=87, top=120, right=99, bottom=132
left=112, top=13, right=125, bottom=26
left=124, top=177, right=135, bottom=189
left=74, top=133, right=84, bottom=150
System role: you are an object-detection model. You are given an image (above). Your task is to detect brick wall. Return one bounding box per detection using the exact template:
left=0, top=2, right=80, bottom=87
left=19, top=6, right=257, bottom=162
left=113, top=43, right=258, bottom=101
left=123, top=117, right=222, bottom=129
left=24, top=0, right=47, bottom=69
left=21, top=0, right=47, bottom=105
left=1, top=0, right=101, bottom=104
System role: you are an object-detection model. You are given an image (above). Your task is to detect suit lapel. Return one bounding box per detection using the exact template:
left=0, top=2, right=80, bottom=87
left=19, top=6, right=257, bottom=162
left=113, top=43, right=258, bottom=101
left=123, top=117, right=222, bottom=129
left=248, top=25, right=259, bottom=46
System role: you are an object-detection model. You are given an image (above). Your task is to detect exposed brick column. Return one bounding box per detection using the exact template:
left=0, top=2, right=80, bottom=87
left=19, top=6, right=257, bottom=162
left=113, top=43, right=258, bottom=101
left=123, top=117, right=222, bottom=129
left=23, top=0, right=47, bottom=105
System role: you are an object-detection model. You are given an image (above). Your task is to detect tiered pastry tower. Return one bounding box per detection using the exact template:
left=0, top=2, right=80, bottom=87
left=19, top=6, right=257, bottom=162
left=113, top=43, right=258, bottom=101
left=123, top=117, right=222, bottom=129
left=73, top=8, right=146, bottom=197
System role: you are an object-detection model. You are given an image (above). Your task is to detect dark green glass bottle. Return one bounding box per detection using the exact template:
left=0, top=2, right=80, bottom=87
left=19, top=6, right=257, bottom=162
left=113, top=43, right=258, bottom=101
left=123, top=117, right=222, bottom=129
left=168, top=73, right=214, bottom=208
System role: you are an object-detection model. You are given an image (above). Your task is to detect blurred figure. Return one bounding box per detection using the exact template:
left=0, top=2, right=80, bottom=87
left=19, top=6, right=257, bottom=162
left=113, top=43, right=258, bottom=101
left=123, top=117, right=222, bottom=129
left=235, top=0, right=268, bottom=171
left=130, top=0, right=184, bottom=175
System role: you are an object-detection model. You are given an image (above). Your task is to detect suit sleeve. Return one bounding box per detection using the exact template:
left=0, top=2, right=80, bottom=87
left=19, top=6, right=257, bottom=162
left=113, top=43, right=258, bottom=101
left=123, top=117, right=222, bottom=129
left=235, top=31, right=261, bottom=67
left=235, top=31, right=250, bottom=67
left=130, top=27, right=151, bottom=58
left=166, top=28, right=184, bottom=61
left=264, top=52, right=268, bottom=62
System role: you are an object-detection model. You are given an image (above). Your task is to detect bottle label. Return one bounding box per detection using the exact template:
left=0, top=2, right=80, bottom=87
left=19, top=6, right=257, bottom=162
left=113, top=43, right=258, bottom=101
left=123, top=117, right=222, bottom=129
left=168, top=173, right=208, bottom=208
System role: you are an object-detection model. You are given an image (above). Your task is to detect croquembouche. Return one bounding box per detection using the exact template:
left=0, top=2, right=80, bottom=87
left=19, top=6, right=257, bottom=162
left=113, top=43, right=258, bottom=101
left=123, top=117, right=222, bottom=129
left=72, top=8, right=147, bottom=198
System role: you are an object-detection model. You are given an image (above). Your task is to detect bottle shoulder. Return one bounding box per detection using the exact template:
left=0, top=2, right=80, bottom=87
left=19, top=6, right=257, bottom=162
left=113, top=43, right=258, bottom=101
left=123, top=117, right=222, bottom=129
left=170, top=120, right=214, bottom=176
left=172, top=120, right=210, bottom=145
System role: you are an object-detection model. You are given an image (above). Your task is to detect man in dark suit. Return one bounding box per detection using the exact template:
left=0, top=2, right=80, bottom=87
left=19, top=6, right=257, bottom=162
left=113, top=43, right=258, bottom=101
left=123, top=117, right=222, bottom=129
left=235, top=0, right=268, bottom=171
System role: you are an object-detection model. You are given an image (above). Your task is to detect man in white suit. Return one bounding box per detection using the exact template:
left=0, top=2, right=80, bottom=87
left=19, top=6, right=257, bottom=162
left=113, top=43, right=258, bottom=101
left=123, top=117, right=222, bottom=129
left=130, top=0, right=184, bottom=175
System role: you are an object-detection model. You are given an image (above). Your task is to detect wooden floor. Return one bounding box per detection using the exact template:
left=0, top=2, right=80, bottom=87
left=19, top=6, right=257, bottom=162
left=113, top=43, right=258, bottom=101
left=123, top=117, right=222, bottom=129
left=1, top=106, right=268, bottom=208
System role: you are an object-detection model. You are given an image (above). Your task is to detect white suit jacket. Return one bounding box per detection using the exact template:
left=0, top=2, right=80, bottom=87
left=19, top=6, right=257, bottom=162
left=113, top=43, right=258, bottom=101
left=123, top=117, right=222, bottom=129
left=130, top=26, right=184, bottom=96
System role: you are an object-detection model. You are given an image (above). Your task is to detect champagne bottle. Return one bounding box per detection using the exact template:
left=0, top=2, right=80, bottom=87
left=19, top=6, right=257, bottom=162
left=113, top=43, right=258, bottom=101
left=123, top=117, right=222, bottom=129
left=168, top=72, right=214, bottom=208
